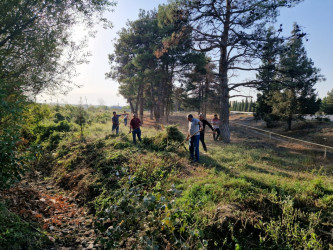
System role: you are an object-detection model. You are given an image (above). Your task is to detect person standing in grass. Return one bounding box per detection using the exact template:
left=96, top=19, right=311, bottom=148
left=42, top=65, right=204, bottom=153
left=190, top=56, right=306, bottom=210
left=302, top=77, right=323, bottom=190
left=211, top=114, right=221, bottom=141
left=129, top=113, right=142, bottom=144
left=186, top=114, right=202, bottom=163
left=198, top=114, right=214, bottom=152
left=112, top=111, right=122, bottom=135
left=123, top=112, right=128, bottom=126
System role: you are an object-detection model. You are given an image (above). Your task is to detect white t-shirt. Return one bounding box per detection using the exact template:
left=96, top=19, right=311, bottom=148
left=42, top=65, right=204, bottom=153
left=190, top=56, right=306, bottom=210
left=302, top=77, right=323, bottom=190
left=211, top=118, right=220, bottom=129
left=189, top=118, right=201, bottom=135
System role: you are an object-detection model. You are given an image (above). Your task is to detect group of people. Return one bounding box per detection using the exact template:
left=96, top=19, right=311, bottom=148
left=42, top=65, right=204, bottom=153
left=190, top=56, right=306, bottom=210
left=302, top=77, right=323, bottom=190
left=111, top=111, right=222, bottom=163
left=186, top=113, right=221, bottom=163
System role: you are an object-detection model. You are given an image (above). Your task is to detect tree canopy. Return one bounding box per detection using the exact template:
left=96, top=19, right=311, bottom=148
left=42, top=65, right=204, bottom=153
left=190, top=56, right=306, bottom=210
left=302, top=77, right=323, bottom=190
left=0, top=0, right=116, bottom=95
left=160, top=0, right=304, bottom=142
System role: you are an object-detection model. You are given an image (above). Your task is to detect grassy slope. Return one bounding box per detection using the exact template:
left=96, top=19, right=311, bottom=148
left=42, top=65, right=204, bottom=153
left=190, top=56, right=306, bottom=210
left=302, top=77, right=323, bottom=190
left=47, top=115, right=333, bottom=249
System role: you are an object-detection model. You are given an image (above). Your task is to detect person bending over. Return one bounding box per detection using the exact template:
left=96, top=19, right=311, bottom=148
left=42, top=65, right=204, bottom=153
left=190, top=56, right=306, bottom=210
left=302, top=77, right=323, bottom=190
left=198, top=113, right=214, bottom=152
left=186, top=114, right=202, bottom=163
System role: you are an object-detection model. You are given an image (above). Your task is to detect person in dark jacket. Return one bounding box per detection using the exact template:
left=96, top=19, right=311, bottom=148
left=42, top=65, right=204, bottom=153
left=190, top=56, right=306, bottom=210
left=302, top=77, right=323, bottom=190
left=198, top=113, right=214, bottom=152
left=129, top=113, right=142, bottom=144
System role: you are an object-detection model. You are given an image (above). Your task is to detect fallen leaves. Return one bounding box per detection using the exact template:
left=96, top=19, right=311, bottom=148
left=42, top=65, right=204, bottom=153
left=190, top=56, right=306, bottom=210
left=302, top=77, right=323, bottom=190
left=1, top=185, right=86, bottom=232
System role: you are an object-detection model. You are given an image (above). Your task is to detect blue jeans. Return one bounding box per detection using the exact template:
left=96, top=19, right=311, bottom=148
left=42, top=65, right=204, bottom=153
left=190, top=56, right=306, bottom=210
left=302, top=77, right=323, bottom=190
left=189, top=135, right=200, bottom=162
left=112, top=124, right=119, bottom=135
left=124, top=118, right=127, bottom=126
left=132, top=128, right=141, bottom=144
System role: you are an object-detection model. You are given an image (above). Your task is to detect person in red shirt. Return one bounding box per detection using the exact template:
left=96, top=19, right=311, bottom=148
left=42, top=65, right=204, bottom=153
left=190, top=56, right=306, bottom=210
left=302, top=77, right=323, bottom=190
left=129, top=113, right=142, bottom=144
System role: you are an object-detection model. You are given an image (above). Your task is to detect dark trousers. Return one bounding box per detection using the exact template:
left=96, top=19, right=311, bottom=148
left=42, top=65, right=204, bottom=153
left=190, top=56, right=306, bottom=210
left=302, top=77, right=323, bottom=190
left=213, top=128, right=221, bottom=141
left=132, top=128, right=141, bottom=144
left=112, top=124, right=119, bottom=135
left=200, top=132, right=207, bottom=152
left=189, top=135, right=200, bottom=162
left=124, top=118, right=127, bottom=126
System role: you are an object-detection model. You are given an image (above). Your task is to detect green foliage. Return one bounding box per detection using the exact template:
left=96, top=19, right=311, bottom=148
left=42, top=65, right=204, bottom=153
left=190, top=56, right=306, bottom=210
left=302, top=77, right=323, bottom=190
left=270, top=24, right=322, bottom=129
left=34, top=120, right=72, bottom=144
left=0, top=203, right=49, bottom=249
left=73, top=102, right=88, bottom=138
left=258, top=197, right=323, bottom=249
left=54, top=112, right=65, bottom=123
left=140, top=125, right=185, bottom=151
left=0, top=126, right=37, bottom=189
left=254, top=93, right=280, bottom=127
left=320, top=89, right=333, bottom=114
left=11, top=106, right=331, bottom=248
left=96, top=186, right=204, bottom=249
left=0, top=88, right=36, bottom=190
left=0, top=0, right=116, bottom=95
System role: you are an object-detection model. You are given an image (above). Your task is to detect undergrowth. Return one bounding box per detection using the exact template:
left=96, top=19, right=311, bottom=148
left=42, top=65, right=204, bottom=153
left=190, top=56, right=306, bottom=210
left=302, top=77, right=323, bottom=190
left=44, top=122, right=332, bottom=249
left=2, top=105, right=332, bottom=249
left=0, top=202, right=50, bottom=249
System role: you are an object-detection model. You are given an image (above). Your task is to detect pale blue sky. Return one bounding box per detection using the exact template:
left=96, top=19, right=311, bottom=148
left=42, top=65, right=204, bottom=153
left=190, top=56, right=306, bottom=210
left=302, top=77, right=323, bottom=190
left=46, top=0, right=333, bottom=106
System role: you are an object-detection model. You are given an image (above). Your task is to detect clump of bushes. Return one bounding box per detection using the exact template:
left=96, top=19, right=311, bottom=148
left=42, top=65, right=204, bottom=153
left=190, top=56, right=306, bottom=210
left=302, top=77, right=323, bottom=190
left=0, top=203, right=50, bottom=249
left=142, top=125, right=185, bottom=151
left=32, top=120, right=73, bottom=150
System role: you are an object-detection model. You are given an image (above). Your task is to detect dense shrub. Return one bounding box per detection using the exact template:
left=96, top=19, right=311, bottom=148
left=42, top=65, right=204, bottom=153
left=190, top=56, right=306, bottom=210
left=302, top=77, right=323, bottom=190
left=0, top=203, right=50, bottom=249
left=34, top=120, right=72, bottom=146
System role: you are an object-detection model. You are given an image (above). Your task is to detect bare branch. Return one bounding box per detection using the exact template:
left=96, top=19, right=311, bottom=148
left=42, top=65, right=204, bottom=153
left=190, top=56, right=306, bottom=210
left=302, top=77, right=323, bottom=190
left=230, top=95, right=253, bottom=98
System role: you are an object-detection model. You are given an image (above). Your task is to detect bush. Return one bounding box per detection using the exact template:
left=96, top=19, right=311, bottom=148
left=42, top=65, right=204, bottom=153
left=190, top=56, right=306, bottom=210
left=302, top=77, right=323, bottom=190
left=0, top=203, right=50, bottom=249
left=142, top=126, right=185, bottom=151
left=34, top=120, right=72, bottom=145
left=0, top=91, right=35, bottom=190
left=95, top=187, right=204, bottom=249
left=54, top=112, right=65, bottom=123
left=257, top=197, right=323, bottom=249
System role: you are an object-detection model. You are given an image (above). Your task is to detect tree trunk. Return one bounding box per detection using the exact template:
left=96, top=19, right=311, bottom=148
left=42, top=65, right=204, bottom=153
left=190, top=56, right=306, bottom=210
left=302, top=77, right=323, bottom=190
left=139, top=85, right=144, bottom=124
left=155, top=80, right=163, bottom=124
left=219, top=0, right=231, bottom=143
left=128, top=99, right=135, bottom=113
left=150, top=83, right=154, bottom=120
left=135, top=85, right=140, bottom=114
left=287, top=116, right=292, bottom=130
left=204, top=78, right=209, bottom=117
left=165, top=81, right=173, bottom=124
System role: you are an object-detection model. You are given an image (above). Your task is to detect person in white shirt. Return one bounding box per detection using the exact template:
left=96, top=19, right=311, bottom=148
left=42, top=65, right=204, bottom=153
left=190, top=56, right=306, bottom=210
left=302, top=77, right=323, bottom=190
left=123, top=112, right=128, bottom=126
left=186, top=114, right=202, bottom=163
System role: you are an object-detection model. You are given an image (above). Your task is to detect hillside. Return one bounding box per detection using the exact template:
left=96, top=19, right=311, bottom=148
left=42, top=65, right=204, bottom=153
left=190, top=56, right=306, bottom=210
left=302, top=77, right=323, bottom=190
left=1, top=108, right=332, bottom=249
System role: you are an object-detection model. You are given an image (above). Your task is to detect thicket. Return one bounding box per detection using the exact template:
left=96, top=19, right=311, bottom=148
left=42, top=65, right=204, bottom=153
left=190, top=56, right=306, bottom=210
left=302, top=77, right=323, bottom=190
left=0, top=203, right=50, bottom=249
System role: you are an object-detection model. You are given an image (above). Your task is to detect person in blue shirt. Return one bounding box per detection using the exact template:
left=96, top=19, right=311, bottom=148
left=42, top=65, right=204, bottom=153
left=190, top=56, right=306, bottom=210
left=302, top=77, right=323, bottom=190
left=186, top=114, right=202, bottom=163
left=112, top=111, right=122, bottom=135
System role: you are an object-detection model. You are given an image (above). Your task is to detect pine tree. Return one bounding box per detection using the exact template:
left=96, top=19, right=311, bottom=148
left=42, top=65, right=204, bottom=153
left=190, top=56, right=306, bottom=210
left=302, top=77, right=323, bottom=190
left=320, top=89, right=333, bottom=114
left=269, top=23, right=323, bottom=130
left=245, top=98, right=249, bottom=112
left=254, top=27, right=281, bottom=127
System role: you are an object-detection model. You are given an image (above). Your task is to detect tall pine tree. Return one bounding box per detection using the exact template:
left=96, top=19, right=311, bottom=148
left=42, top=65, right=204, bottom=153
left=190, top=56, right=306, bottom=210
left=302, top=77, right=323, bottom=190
left=269, top=23, right=323, bottom=130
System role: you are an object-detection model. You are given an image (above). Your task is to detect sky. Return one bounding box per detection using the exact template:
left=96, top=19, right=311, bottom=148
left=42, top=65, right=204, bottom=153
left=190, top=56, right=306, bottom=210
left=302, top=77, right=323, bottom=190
left=39, top=0, right=333, bottom=106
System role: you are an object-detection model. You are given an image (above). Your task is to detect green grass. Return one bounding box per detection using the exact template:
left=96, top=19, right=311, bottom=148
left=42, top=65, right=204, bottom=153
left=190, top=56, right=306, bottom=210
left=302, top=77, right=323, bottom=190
left=74, top=119, right=333, bottom=248
left=11, top=106, right=332, bottom=249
